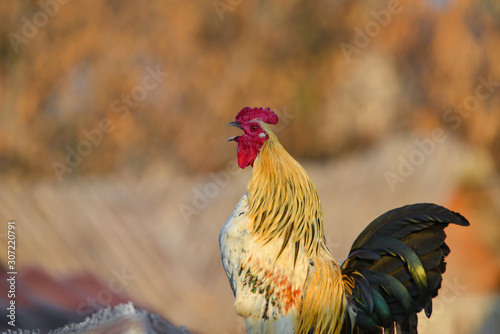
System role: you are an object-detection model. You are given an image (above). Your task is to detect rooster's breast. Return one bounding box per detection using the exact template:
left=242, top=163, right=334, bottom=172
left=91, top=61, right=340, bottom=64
left=219, top=194, right=252, bottom=296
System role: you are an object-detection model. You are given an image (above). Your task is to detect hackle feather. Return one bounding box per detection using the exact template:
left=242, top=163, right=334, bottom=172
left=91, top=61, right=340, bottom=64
left=247, top=123, right=347, bottom=334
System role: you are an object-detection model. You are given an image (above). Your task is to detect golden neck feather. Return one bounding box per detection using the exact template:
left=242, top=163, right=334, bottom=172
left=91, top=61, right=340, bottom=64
left=246, top=125, right=326, bottom=258
left=246, top=124, right=346, bottom=334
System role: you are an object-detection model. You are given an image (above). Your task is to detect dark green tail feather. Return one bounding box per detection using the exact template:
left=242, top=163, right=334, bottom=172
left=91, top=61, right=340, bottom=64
left=341, top=203, right=469, bottom=334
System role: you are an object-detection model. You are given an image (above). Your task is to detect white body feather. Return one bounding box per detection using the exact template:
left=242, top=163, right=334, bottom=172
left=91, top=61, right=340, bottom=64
left=219, top=194, right=309, bottom=334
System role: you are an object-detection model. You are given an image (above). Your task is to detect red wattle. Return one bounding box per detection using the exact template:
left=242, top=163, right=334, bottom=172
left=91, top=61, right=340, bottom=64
left=236, top=138, right=256, bottom=168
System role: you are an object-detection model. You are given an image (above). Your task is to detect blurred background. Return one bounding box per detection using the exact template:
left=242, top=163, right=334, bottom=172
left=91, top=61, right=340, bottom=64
left=1, top=0, right=500, bottom=333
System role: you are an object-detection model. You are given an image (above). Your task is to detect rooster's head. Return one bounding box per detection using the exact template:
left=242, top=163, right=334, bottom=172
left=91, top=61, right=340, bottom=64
left=227, top=107, right=279, bottom=169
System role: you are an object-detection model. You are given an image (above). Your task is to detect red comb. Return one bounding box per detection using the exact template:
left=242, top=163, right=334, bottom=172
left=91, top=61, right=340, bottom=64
left=235, top=107, right=279, bottom=125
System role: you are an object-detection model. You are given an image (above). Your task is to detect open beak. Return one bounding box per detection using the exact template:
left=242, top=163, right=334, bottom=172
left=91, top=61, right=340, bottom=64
left=226, top=121, right=242, bottom=142
left=227, top=121, right=242, bottom=129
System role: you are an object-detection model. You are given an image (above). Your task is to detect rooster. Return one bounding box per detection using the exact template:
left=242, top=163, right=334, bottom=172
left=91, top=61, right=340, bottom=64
left=219, top=107, right=469, bottom=334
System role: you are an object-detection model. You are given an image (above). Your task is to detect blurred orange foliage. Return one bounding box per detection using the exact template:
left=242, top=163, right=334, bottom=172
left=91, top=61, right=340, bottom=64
left=0, top=0, right=499, bottom=178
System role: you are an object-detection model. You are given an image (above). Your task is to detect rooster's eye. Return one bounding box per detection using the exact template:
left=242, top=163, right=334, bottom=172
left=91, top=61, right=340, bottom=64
left=251, top=125, right=258, bottom=132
